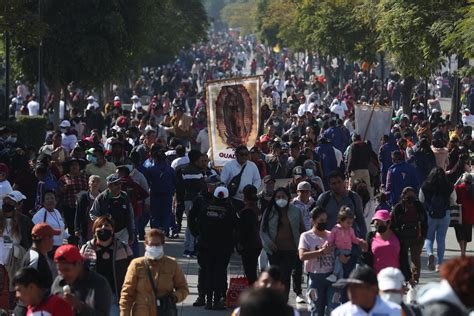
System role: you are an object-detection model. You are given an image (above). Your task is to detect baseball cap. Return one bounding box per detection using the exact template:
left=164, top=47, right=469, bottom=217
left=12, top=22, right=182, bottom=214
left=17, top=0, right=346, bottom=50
left=59, top=120, right=71, bottom=128
left=131, top=95, right=139, bottom=101
left=86, top=96, right=95, bottom=101
left=113, top=96, right=120, bottom=101
left=377, top=267, right=405, bottom=291
left=106, top=173, right=121, bottom=184
left=334, top=265, right=378, bottom=287
left=214, top=186, right=229, bottom=199
left=263, top=175, right=276, bottom=184
left=54, top=244, right=84, bottom=263
left=292, top=166, right=304, bottom=178
left=297, top=181, right=311, bottom=191
left=372, top=209, right=391, bottom=222
left=5, top=190, right=26, bottom=203
left=32, top=223, right=61, bottom=240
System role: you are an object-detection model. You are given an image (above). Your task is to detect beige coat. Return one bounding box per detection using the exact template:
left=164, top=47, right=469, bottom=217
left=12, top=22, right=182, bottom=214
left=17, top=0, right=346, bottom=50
left=120, top=256, right=189, bottom=316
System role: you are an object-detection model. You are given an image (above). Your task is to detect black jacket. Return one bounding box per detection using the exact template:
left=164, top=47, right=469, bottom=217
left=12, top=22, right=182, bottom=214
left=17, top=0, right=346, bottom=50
left=391, top=200, right=428, bottom=240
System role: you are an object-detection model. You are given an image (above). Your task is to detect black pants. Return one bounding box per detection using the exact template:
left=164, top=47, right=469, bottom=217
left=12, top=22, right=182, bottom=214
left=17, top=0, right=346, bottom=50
left=267, top=250, right=298, bottom=302
left=241, top=248, right=261, bottom=286
left=198, top=249, right=232, bottom=297
left=62, top=205, right=76, bottom=236
left=292, top=257, right=303, bottom=296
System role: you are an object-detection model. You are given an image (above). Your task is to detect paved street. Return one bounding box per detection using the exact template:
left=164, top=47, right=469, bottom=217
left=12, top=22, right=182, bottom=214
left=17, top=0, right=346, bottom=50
left=159, top=215, right=473, bottom=316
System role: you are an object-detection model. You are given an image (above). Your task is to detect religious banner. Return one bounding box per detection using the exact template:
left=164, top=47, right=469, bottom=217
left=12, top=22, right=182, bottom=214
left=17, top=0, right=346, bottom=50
left=206, top=76, right=261, bottom=167
left=354, top=103, right=393, bottom=152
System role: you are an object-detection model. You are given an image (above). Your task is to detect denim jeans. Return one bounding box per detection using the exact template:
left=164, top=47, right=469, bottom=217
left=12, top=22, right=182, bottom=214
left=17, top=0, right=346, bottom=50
left=308, top=272, right=340, bottom=316
left=333, top=249, right=352, bottom=279
left=424, top=213, right=450, bottom=265
left=110, top=293, right=120, bottom=316
left=184, top=201, right=195, bottom=253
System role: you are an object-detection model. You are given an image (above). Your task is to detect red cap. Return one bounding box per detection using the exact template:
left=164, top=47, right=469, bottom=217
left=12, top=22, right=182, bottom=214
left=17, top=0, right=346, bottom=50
left=32, top=223, right=61, bottom=239
left=116, top=116, right=127, bottom=127
left=54, top=245, right=84, bottom=263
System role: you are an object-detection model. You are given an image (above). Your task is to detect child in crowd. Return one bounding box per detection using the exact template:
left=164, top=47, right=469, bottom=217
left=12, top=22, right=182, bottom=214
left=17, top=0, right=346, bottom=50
left=325, top=207, right=367, bottom=282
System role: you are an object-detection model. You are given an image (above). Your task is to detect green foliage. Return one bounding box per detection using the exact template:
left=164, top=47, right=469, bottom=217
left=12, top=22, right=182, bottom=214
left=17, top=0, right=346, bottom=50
left=438, top=0, right=473, bottom=59
left=220, top=0, right=257, bottom=35
left=1, top=116, right=47, bottom=148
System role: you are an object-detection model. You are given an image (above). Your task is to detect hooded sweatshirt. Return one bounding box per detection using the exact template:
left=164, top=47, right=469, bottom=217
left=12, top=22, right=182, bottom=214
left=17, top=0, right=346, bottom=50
left=417, top=280, right=470, bottom=316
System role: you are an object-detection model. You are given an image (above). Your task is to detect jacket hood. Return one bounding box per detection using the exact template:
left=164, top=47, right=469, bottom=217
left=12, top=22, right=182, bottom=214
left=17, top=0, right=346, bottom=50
left=417, top=280, right=468, bottom=313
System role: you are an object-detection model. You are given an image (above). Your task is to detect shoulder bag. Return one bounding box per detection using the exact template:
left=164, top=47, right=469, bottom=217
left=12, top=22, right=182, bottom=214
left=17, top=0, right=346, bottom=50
left=144, top=259, right=177, bottom=316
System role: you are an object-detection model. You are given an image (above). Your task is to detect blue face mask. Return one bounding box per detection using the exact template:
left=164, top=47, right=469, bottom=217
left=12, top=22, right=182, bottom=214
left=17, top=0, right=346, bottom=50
left=305, top=168, right=314, bottom=177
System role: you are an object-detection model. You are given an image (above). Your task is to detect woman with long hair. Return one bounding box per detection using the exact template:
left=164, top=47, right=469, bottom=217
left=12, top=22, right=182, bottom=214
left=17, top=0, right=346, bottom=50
left=446, top=153, right=470, bottom=184
left=419, top=167, right=457, bottom=271
left=260, top=187, right=305, bottom=302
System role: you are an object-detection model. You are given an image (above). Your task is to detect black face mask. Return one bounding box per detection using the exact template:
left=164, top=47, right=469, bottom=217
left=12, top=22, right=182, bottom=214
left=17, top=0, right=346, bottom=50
left=376, top=224, right=388, bottom=234
left=97, top=229, right=113, bottom=242
left=316, top=222, right=327, bottom=231
left=2, top=204, right=15, bottom=213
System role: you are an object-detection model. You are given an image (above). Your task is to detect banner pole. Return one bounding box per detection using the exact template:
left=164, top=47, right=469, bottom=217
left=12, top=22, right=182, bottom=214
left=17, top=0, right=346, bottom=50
left=363, top=103, right=378, bottom=141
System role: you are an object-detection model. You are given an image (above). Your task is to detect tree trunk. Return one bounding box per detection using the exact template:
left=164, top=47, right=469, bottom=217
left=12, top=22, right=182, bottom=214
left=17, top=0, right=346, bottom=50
left=450, top=56, right=466, bottom=125
left=338, top=57, right=345, bottom=90
left=401, top=75, right=415, bottom=114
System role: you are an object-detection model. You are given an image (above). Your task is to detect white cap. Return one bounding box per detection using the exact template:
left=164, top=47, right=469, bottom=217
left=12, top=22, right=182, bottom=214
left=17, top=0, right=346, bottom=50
left=297, top=181, right=311, bottom=191
left=86, top=96, right=95, bottom=101
left=377, top=267, right=405, bottom=291
left=59, top=120, right=71, bottom=128
left=432, top=108, right=440, bottom=113
left=114, top=96, right=120, bottom=101
left=213, top=186, right=229, bottom=199
left=5, top=190, right=26, bottom=203
left=131, top=95, right=139, bottom=101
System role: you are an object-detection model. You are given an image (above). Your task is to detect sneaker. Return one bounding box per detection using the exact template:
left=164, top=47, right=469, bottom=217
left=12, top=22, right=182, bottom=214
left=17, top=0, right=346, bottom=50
left=182, top=250, right=190, bottom=258
left=435, top=264, right=440, bottom=272
left=326, top=274, right=337, bottom=283
left=296, top=294, right=307, bottom=304
left=212, top=298, right=226, bottom=310
left=193, top=295, right=206, bottom=307
left=428, top=254, right=435, bottom=271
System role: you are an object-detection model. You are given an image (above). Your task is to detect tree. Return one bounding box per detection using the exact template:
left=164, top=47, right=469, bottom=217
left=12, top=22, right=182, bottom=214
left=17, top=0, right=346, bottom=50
left=220, top=0, right=257, bottom=35
left=377, top=0, right=446, bottom=113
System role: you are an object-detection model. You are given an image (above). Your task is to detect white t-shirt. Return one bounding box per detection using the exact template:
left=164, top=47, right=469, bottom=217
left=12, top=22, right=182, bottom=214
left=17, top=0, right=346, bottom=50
left=221, top=160, right=262, bottom=201
left=331, top=296, right=401, bottom=316
left=33, top=208, right=68, bottom=246
left=27, top=100, right=40, bottom=116
left=298, top=229, right=335, bottom=274
left=196, top=128, right=210, bottom=153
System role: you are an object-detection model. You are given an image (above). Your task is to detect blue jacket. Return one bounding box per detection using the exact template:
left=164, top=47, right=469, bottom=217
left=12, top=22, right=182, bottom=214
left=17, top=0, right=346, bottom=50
left=323, top=126, right=347, bottom=152
left=145, top=161, right=177, bottom=196
left=315, top=143, right=338, bottom=184
left=386, top=161, right=419, bottom=205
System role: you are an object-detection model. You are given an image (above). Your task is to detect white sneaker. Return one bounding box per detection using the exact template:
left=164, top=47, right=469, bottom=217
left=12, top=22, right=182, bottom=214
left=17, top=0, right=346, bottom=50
left=435, top=264, right=440, bottom=272
left=326, top=274, right=337, bottom=283
left=296, top=294, right=307, bottom=304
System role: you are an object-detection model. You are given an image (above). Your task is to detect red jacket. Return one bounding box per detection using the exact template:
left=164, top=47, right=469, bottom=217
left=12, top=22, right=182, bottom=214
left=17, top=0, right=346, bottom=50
left=455, top=183, right=474, bottom=224
left=120, top=176, right=149, bottom=217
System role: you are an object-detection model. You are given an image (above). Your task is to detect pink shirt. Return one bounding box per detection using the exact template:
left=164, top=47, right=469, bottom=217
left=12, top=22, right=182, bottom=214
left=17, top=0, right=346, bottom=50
left=327, top=224, right=363, bottom=250
left=371, top=232, right=400, bottom=274
left=298, top=230, right=335, bottom=274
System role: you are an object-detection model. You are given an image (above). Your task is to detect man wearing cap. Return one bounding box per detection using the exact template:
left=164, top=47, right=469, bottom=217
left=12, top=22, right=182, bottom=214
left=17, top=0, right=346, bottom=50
left=131, top=95, right=142, bottom=112
left=89, top=173, right=134, bottom=245
left=51, top=244, right=112, bottom=315
left=190, top=186, right=236, bottom=309
left=60, top=120, right=78, bottom=154
left=22, top=223, right=60, bottom=289
left=221, top=145, right=262, bottom=210
left=377, top=267, right=421, bottom=315
left=331, top=265, right=401, bottom=316
left=85, top=148, right=117, bottom=191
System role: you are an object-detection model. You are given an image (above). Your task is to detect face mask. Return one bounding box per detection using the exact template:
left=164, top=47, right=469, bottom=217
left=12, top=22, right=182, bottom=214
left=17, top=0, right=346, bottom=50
left=126, top=164, right=133, bottom=172
left=273, top=121, right=280, bottom=127
left=305, top=168, right=314, bottom=177
left=145, top=245, right=164, bottom=260
left=6, top=136, right=17, bottom=144
left=381, top=292, right=402, bottom=304
left=2, top=204, right=15, bottom=213
left=275, top=199, right=288, bottom=208
left=377, top=224, right=388, bottom=234
left=316, top=222, right=327, bottom=231
left=96, top=229, right=113, bottom=242
left=86, top=154, right=97, bottom=165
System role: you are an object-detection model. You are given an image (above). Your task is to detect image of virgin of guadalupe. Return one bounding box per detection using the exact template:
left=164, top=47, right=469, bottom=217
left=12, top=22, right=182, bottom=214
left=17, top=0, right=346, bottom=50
left=215, top=84, right=253, bottom=148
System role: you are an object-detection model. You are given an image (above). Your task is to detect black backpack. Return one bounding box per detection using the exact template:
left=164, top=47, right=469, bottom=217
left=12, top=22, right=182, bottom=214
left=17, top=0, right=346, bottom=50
left=424, top=190, right=450, bottom=219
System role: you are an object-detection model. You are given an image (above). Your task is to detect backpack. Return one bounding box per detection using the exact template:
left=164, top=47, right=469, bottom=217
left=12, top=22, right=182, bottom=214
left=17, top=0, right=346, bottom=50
left=424, top=190, right=450, bottom=219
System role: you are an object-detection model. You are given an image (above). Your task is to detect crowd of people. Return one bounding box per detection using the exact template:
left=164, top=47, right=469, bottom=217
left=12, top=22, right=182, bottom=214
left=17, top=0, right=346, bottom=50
left=0, top=30, right=472, bottom=316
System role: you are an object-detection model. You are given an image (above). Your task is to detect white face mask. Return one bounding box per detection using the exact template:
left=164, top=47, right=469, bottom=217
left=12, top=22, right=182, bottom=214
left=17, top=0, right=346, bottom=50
left=275, top=199, right=288, bottom=208
left=145, top=245, right=164, bottom=260
left=381, top=292, right=402, bottom=305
